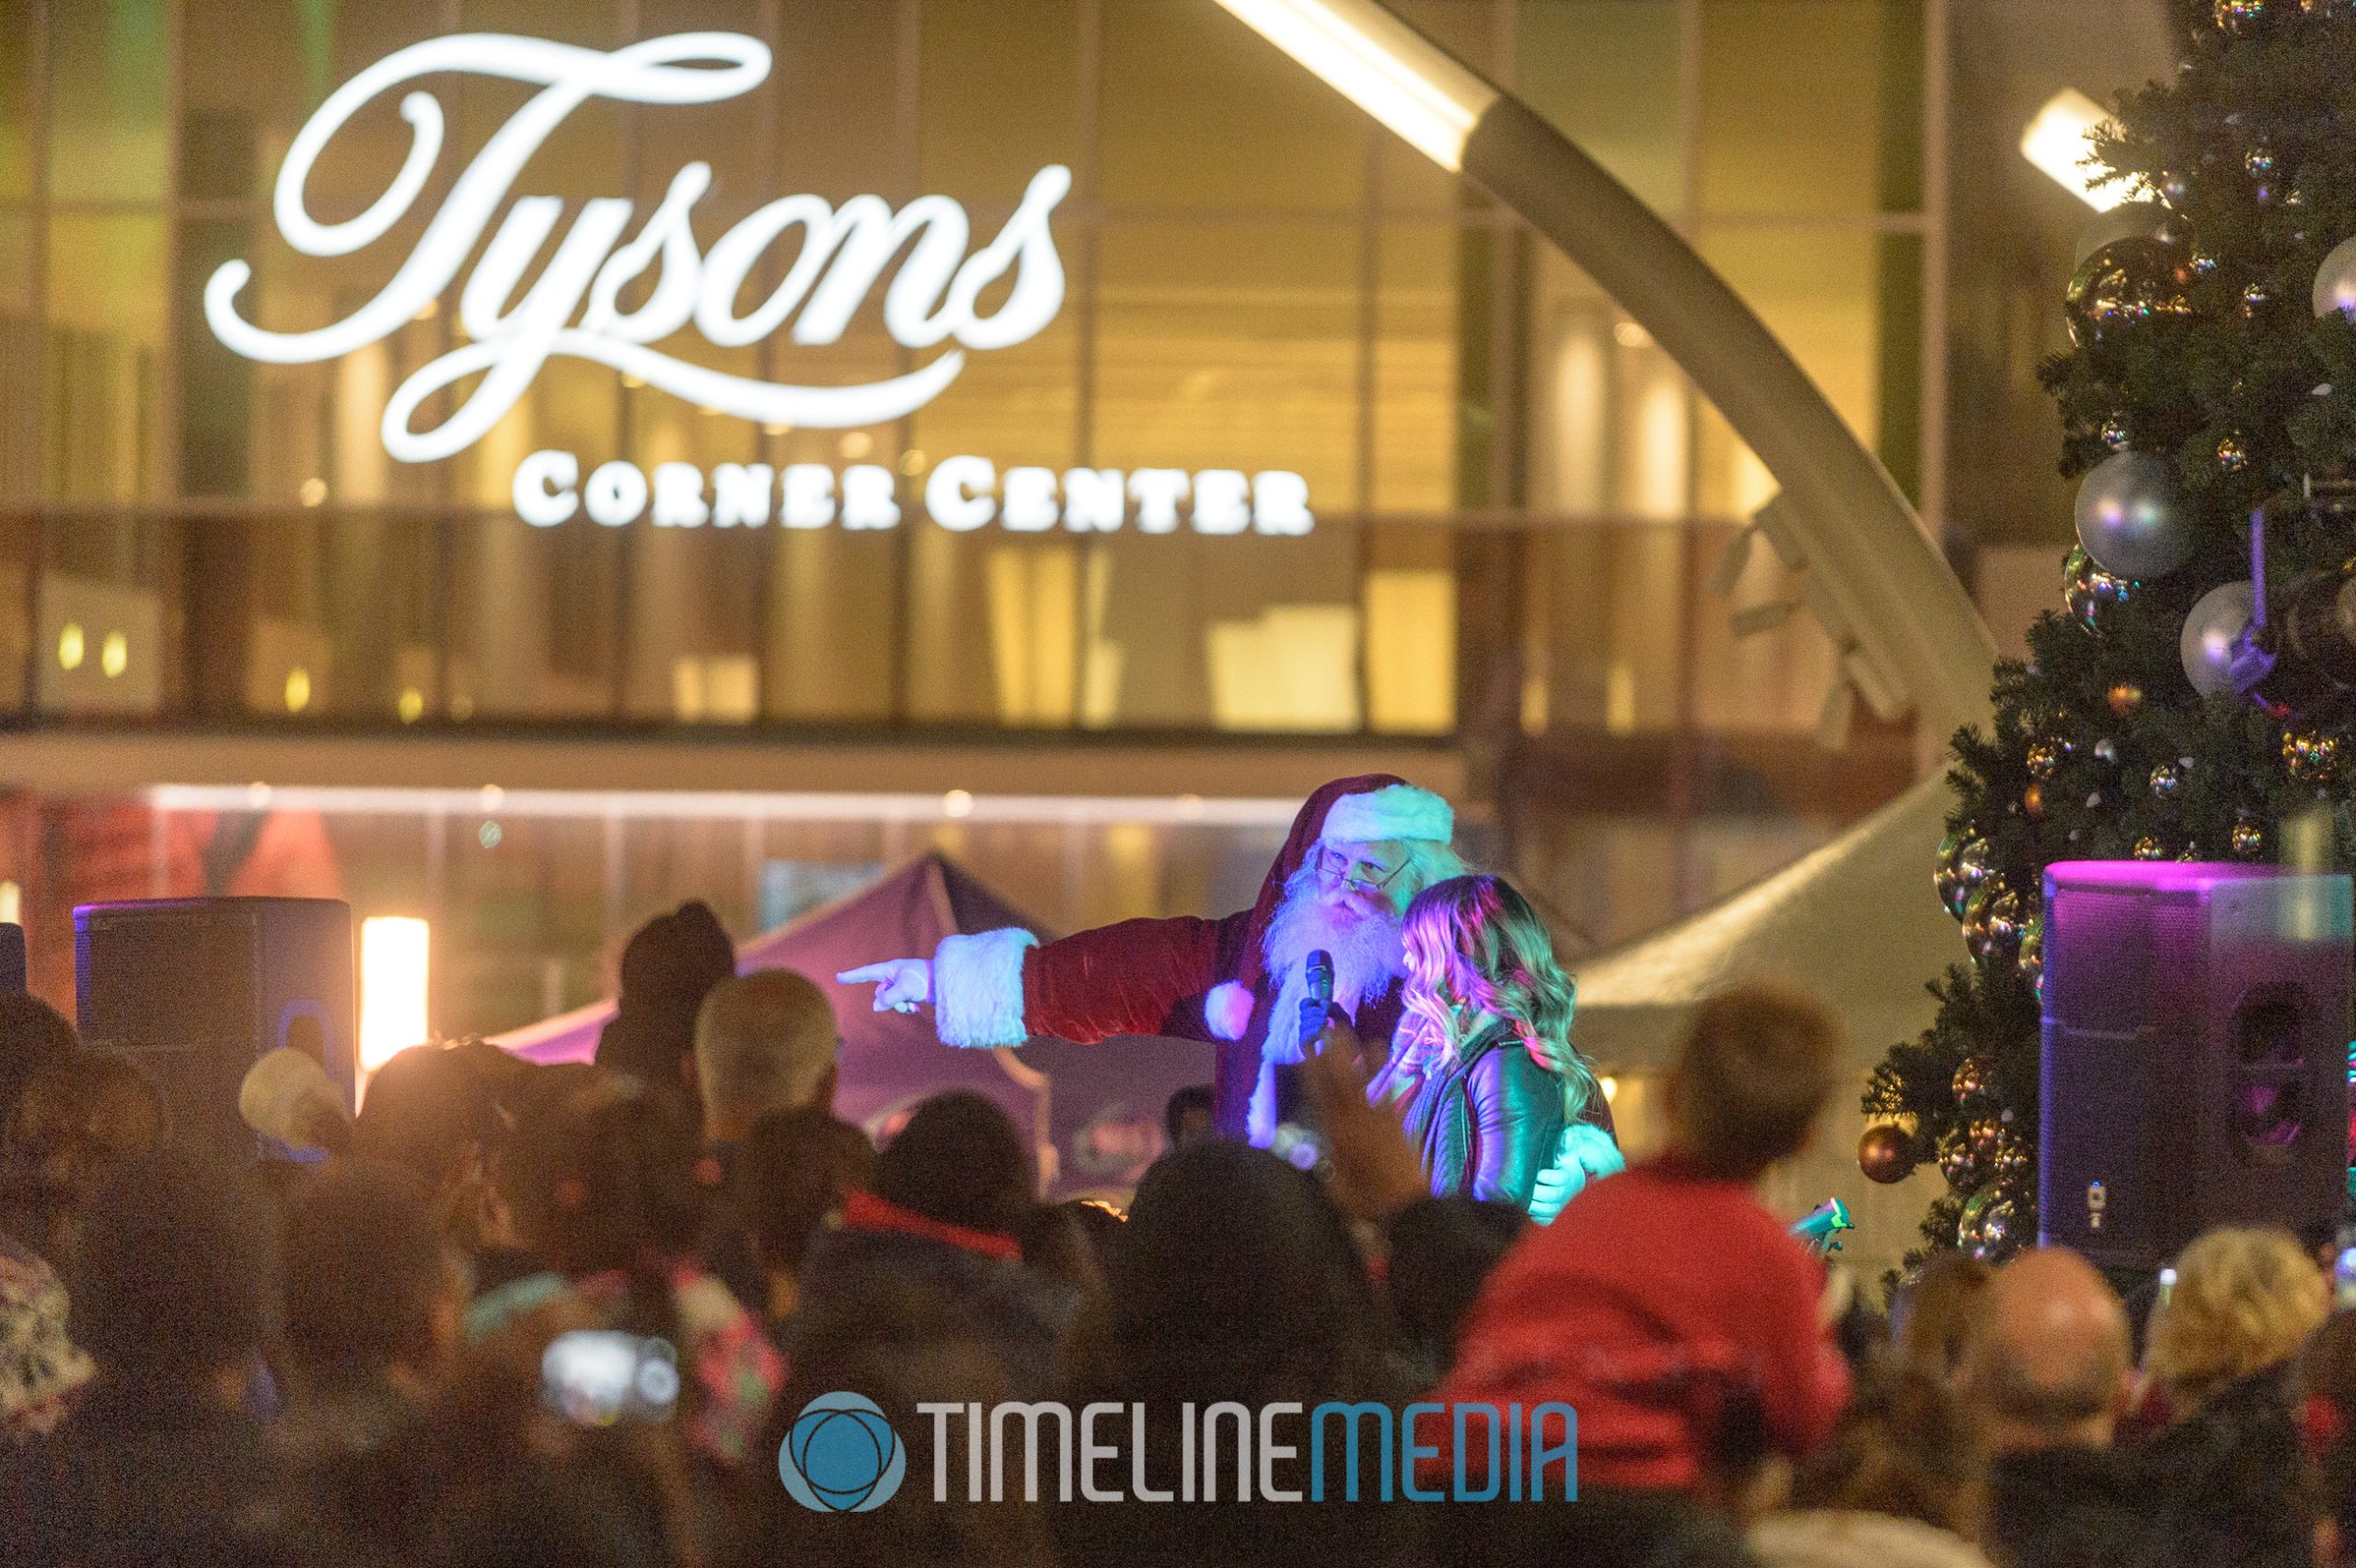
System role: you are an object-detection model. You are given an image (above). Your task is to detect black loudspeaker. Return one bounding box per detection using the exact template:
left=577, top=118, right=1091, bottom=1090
left=0, top=923, right=23, bottom=995
left=2039, top=861, right=2351, bottom=1268
left=75, top=897, right=353, bottom=1163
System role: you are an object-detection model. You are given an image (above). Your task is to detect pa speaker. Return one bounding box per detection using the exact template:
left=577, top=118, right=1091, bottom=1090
left=2039, top=861, right=2351, bottom=1268
left=74, top=897, right=353, bottom=1163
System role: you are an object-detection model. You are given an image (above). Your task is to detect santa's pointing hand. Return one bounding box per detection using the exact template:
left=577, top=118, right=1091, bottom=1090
left=837, top=958, right=931, bottom=1014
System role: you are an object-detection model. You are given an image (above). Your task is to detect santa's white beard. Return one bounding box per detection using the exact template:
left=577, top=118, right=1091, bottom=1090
left=1257, top=863, right=1406, bottom=1066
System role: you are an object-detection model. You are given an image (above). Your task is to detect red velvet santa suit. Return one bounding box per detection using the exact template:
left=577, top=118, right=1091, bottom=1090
left=929, top=776, right=1418, bottom=1138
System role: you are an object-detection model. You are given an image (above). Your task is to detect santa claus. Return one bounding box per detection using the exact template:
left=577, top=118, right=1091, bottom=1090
left=839, top=776, right=1464, bottom=1143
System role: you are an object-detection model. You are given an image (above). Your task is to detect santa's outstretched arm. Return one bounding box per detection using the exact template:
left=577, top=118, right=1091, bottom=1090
left=838, top=913, right=1239, bottom=1049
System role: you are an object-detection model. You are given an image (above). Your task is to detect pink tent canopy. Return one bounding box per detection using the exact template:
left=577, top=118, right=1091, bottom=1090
left=490, top=853, right=1212, bottom=1195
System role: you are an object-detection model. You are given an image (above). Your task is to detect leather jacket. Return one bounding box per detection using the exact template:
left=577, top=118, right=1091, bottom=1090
left=1376, top=1020, right=1569, bottom=1211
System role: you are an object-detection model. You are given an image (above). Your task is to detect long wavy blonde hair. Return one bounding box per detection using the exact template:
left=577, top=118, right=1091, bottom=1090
left=2147, top=1226, right=2328, bottom=1412
left=1397, top=875, right=1597, bottom=1121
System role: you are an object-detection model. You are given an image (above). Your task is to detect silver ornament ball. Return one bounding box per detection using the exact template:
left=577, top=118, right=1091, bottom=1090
left=2316, top=236, right=2356, bottom=317
left=2180, top=579, right=2256, bottom=697
left=2075, top=452, right=2192, bottom=580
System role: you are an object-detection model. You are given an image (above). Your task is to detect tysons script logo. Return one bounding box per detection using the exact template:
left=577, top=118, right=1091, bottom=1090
left=204, top=32, right=1069, bottom=464
left=779, top=1392, right=907, bottom=1514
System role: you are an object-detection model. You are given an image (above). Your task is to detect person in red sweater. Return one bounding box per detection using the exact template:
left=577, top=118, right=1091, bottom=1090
left=1431, top=980, right=1854, bottom=1493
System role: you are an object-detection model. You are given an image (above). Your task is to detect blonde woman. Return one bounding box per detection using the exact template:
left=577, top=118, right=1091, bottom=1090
left=2135, top=1227, right=2329, bottom=1566
left=1369, top=874, right=1618, bottom=1213
left=2148, top=1226, right=2329, bottom=1415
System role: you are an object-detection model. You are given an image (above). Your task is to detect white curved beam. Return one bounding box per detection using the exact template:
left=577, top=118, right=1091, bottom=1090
left=1216, top=0, right=1997, bottom=738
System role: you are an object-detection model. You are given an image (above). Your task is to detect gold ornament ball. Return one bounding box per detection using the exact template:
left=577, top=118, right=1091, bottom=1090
left=1958, top=1185, right=1997, bottom=1248
left=1967, top=1116, right=2005, bottom=1161
left=1934, top=831, right=1993, bottom=919
left=1963, top=882, right=2027, bottom=965
left=1992, top=1139, right=2032, bottom=1183
left=2018, top=914, right=2046, bottom=1001
left=2231, top=820, right=2265, bottom=857
left=2108, top=682, right=2145, bottom=718
left=1858, top=1123, right=1914, bottom=1185
left=2215, top=0, right=2270, bottom=29
left=2286, top=729, right=2345, bottom=783
left=2024, top=782, right=2047, bottom=821
left=1936, top=1127, right=1981, bottom=1185
left=1969, top=1196, right=2022, bottom=1262
left=2134, top=836, right=2166, bottom=859
left=2063, top=547, right=2133, bottom=633
left=2027, top=742, right=2063, bottom=780
left=1952, top=1056, right=1993, bottom=1102
left=2063, top=237, right=2193, bottom=351
left=2216, top=433, right=2250, bottom=474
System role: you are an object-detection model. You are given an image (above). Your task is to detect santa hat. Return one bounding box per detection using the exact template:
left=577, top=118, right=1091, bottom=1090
left=1317, top=782, right=1453, bottom=847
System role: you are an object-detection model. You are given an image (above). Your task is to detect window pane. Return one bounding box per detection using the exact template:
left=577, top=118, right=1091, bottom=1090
left=912, top=314, right=1080, bottom=473
left=1519, top=0, right=1683, bottom=216
left=1698, top=0, right=1923, bottom=215
left=436, top=813, right=609, bottom=1032
left=232, top=513, right=437, bottom=721
left=0, top=214, right=32, bottom=501
left=620, top=525, right=767, bottom=722
left=0, top=513, right=32, bottom=712
left=448, top=525, right=625, bottom=721
left=1374, top=223, right=1461, bottom=514
left=1364, top=524, right=1454, bottom=734
left=39, top=514, right=177, bottom=718
left=1100, top=0, right=1365, bottom=213
left=1696, top=225, right=1887, bottom=459
left=773, top=0, right=906, bottom=196
left=1093, top=221, right=1358, bottom=503
left=1526, top=250, right=1694, bottom=523
left=45, top=214, right=167, bottom=504
left=766, top=529, right=898, bottom=722
left=0, top=0, right=35, bottom=202
left=47, top=0, right=168, bottom=202
left=638, top=0, right=781, bottom=211
left=920, top=0, right=1080, bottom=204
left=181, top=5, right=463, bottom=207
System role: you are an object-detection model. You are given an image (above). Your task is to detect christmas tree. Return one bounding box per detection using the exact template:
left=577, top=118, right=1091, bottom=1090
left=1860, top=0, right=2356, bottom=1264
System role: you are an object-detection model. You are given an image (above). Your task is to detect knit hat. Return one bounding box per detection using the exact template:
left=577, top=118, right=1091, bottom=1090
left=597, top=901, right=737, bottom=1086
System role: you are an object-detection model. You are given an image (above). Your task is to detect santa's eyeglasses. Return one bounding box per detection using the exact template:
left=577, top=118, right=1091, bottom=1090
left=1315, top=846, right=1407, bottom=894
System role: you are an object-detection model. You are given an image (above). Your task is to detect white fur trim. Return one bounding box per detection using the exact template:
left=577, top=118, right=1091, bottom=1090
left=1205, top=980, right=1254, bottom=1043
left=1319, top=784, right=1452, bottom=847
left=932, top=928, right=1038, bottom=1048
left=1562, top=1121, right=1625, bottom=1182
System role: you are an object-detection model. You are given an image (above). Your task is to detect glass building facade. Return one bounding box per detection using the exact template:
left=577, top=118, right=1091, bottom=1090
left=0, top=0, right=1941, bottom=1037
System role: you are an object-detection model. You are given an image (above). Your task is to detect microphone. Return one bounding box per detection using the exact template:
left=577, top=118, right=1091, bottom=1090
left=1299, top=949, right=1334, bottom=1051
left=1272, top=950, right=1339, bottom=1173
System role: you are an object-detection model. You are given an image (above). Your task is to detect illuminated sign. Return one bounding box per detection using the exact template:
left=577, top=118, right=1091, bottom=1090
left=512, top=452, right=1314, bottom=536
left=204, top=33, right=1069, bottom=464
left=207, top=30, right=1314, bottom=537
